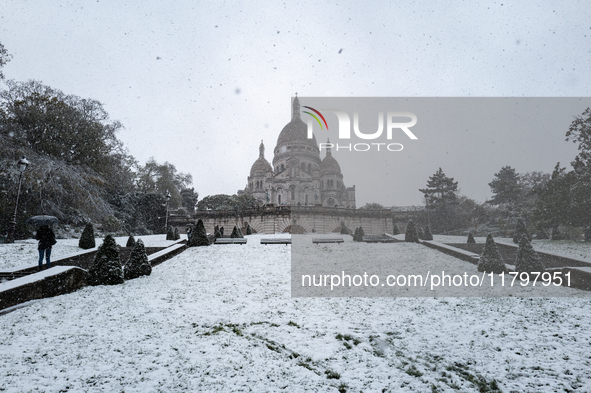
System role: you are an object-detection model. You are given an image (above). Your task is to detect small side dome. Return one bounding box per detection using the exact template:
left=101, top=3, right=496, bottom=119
left=250, top=140, right=272, bottom=176
left=320, top=154, right=341, bottom=174
left=320, top=139, right=341, bottom=174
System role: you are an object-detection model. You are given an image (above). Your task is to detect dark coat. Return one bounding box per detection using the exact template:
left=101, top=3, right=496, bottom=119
left=35, top=226, right=56, bottom=250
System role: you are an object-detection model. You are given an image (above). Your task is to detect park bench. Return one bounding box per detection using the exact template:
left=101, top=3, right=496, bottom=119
left=260, top=238, right=291, bottom=245
left=215, top=238, right=247, bottom=245
left=312, top=237, right=344, bottom=244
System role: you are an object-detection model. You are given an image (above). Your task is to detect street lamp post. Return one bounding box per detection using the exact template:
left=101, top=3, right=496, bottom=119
left=164, top=190, right=171, bottom=233
left=6, top=156, right=30, bottom=244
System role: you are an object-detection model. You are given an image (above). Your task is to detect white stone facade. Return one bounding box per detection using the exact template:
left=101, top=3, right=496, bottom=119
left=242, top=97, right=356, bottom=208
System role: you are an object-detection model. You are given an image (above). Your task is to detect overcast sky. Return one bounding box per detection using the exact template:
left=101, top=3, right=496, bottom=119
left=1, top=0, right=590, bottom=206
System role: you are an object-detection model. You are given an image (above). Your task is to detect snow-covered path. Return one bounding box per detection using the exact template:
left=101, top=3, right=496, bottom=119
left=1, top=234, right=591, bottom=392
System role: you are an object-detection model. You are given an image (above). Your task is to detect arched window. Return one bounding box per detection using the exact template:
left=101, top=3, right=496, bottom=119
left=301, top=162, right=305, bottom=171
left=305, top=194, right=309, bottom=205
left=308, top=163, right=311, bottom=173
left=281, top=164, right=284, bottom=172
left=290, top=185, right=296, bottom=200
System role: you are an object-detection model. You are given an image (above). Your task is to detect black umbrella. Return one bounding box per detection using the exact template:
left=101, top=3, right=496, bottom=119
left=26, top=215, right=59, bottom=226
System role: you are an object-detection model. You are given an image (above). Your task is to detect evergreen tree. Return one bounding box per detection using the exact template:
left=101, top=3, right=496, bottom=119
left=515, top=237, right=545, bottom=273
left=533, top=163, right=573, bottom=231
left=477, top=234, right=507, bottom=274
left=79, top=223, right=96, bottom=249
left=340, top=222, right=349, bottom=235
left=246, top=223, right=253, bottom=235
left=488, top=166, right=523, bottom=206
left=188, top=219, right=210, bottom=247
left=551, top=226, right=562, bottom=240
left=419, top=168, right=460, bottom=233
left=353, top=227, right=365, bottom=242
left=393, top=224, right=400, bottom=235
left=230, top=225, right=243, bottom=238
left=166, top=225, right=175, bottom=240
left=87, top=234, right=124, bottom=285
left=124, top=239, right=151, bottom=279
left=417, top=227, right=425, bottom=240
left=423, top=226, right=434, bottom=241
left=467, top=232, right=476, bottom=244
left=180, top=187, right=199, bottom=212
left=174, top=226, right=180, bottom=240
left=126, top=235, right=136, bottom=248
left=513, top=218, right=531, bottom=244
left=405, top=220, right=419, bottom=243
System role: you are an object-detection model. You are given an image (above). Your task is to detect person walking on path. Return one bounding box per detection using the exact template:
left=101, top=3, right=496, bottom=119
left=35, top=225, right=56, bottom=271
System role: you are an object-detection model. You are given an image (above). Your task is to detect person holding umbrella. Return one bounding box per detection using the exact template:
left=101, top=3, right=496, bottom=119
left=27, top=215, right=59, bottom=271
left=35, top=225, right=56, bottom=270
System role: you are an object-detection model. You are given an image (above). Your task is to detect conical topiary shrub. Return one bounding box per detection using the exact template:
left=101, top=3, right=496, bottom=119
left=405, top=220, right=419, bottom=243
left=393, top=224, right=400, bottom=235
left=126, top=235, right=136, bottom=248
left=515, top=237, right=544, bottom=273
left=188, top=219, right=210, bottom=247
left=124, top=239, right=151, bottom=280
left=166, top=226, right=175, bottom=240
left=513, top=218, right=532, bottom=244
left=536, top=227, right=549, bottom=240
left=423, top=226, right=433, bottom=241
left=417, top=227, right=425, bottom=240
left=467, top=232, right=476, bottom=244
left=87, top=234, right=124, bottom=285
left=551, top=227, right=562, bottom=240
left=246, top=223, right=253, bottom=235
left=174, top=227, right=180, bottom=240
left=477, top=234, right=507, bottom=274
left=230, top=225, right=243, bottom=238
left=353, top=227, right=365, bottom=242
left=340, top=223, right=349, bottom=235
left=79, top=222, right=96, bottom=249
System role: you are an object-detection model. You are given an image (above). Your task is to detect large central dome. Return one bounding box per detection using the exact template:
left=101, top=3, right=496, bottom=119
left=274, top=96, right=318, bottom=152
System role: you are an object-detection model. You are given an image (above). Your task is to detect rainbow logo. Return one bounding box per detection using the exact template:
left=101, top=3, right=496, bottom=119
left=302, top=106, right=329, bottom=130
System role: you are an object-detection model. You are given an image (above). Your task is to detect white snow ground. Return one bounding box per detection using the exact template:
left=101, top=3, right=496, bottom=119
left=0, top=234, right=590, bottom=392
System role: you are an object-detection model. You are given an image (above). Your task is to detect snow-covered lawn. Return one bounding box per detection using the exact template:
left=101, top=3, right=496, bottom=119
left=0, top=235, right=180, bottom=271
left=1, top=234, right=590, bottom=392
